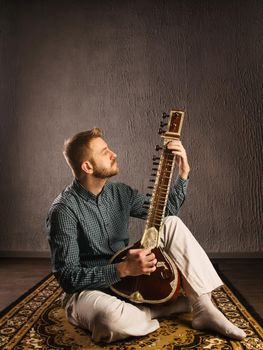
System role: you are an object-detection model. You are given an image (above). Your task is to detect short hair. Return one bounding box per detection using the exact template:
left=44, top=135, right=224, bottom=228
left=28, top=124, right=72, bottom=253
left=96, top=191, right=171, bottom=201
left=63, top=128, right=103, bottom=178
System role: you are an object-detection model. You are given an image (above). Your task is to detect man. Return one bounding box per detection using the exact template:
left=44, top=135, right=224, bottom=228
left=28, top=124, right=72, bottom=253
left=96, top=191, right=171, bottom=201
left=47, top=128, right=246, bottom=343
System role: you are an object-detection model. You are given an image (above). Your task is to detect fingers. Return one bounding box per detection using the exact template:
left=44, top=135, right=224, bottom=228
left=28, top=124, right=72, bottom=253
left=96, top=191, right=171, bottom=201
left=166, top=140, right=183, bottom=149
left=127, top=249, right=157, bottom=274
left=139, top=250, right=157, bottom=272
left=167, top=140, right=185, bottom=152
left=129, top=249, right=156, bottom=264
left=167, top=140, right=187, bottom=159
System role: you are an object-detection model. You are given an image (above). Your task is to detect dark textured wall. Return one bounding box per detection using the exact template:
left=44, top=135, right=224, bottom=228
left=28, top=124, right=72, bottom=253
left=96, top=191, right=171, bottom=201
left=0, top=0, right=262, bottom=255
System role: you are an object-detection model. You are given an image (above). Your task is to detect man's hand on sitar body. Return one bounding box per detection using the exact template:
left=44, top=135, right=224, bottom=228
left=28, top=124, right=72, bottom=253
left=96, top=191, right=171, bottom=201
left=167, top=140, right=190, bottom=180
left=116, top=249, right=157, bottom=278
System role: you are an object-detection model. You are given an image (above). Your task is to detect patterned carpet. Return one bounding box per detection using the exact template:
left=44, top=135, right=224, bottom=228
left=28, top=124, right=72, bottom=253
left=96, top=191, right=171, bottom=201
left=0, top=274, right=262, bottom=350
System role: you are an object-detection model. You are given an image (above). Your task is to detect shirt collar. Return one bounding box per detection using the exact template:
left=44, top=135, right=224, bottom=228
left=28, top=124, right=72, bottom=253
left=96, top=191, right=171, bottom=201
left=72, top=178, right=107, bottom=202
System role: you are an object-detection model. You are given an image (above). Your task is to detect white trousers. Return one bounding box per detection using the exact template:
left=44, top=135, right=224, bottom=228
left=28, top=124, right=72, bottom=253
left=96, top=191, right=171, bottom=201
left=64, top=216, right=223, bottom=343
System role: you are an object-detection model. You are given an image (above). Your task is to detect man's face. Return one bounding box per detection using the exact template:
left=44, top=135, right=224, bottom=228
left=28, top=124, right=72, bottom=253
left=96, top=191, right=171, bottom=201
left=88, top=137, right=119, bottom=179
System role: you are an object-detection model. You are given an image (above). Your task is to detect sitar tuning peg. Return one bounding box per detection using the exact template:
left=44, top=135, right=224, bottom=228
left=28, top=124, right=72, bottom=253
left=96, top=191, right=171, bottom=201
left=158, top=128, right=165, bottom=135
left=152, top=155, right=160, bottom=161
left=155, top=145, right=163, bottom=151
left=162, top=112, right=169, bottom=119
left=160, top=121, right=168, bottom=128
left=142, top=200, right=150, bottom=206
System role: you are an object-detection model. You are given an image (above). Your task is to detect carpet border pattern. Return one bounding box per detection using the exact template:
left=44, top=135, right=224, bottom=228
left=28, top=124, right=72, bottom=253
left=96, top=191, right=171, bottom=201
left=0, top=274, right=262, bottom=349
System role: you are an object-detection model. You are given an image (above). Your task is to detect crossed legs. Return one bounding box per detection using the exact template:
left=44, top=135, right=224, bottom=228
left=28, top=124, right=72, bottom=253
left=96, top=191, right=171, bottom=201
left=64, top=216, right=246, bottom=343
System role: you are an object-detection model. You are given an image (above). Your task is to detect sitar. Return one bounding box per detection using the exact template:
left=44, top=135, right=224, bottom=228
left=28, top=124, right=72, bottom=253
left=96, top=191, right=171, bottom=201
left=110, top=110, right=185, bottom=304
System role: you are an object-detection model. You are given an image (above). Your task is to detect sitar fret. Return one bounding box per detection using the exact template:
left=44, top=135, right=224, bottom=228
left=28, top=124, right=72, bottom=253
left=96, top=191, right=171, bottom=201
left=145, top=152, right=176, bottom=232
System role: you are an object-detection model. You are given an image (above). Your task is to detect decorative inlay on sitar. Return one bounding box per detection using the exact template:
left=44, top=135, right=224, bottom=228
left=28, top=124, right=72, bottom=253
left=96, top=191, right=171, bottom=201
left=110, top=110, right=185, bottom=304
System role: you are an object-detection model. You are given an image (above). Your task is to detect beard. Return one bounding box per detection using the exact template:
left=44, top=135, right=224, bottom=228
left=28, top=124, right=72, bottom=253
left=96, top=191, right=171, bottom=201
left=92, top=160, right=119, bottom=179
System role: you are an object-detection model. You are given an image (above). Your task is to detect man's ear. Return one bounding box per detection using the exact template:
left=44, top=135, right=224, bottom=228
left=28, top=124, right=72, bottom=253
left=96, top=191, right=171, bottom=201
left=81, top=160, right=93, bottom=175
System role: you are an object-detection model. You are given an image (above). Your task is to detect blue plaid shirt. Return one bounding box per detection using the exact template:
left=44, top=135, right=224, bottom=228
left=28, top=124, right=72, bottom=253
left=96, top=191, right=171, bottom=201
left=46, top=177, right=188, bottom=294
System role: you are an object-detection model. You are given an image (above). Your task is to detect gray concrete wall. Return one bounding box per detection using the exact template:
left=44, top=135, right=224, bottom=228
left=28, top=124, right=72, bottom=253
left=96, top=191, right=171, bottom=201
left=0, top=0, right=262, bottom=256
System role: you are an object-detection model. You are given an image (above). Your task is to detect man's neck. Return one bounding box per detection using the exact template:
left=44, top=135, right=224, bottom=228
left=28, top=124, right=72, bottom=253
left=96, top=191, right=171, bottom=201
left=78, top=176, right=107, bottom=196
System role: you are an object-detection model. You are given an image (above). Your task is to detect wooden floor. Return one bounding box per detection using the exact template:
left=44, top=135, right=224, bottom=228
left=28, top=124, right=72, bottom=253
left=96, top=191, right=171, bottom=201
left=0, top=258, right=262, bottom=319
left=0, top=258, right=52, bottom=312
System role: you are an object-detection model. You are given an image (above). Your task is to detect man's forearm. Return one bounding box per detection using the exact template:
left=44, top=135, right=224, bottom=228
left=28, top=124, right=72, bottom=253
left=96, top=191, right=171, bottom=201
left=179, top=169, right=190, bottom=180
left=56, top=263, right=121, bottom=294
left=178, top=159, right=190, bottom=180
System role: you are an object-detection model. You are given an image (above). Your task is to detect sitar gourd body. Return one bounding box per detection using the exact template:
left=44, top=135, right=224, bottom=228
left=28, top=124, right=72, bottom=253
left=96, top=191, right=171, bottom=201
left=110, top=110, right=185, bottom=304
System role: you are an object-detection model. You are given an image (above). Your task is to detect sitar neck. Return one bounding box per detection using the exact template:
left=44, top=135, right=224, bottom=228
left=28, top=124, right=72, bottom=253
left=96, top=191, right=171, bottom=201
left=145, top=149, right=176, bottom=232
left=140, top=110, right=185, bottom=249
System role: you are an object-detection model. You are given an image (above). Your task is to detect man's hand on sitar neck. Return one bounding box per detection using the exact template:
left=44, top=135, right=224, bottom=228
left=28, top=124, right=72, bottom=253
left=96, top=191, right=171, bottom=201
left=167, top=140, right=190, bottom=180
